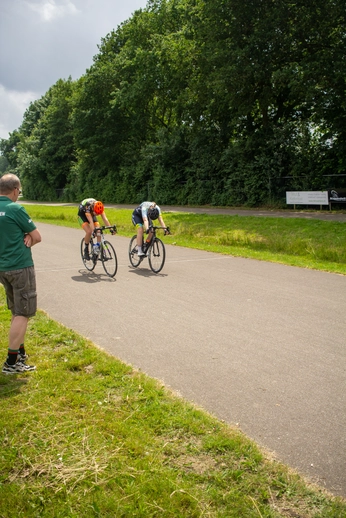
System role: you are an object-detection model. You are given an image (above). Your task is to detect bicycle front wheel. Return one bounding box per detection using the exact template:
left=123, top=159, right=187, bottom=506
left=129, top=235, right=141, bottom=268
left=101, top=240, right=118, bottom=277
left=148, top=238, right=165, bottom=273
left=81, top=238, right=96, bottom=271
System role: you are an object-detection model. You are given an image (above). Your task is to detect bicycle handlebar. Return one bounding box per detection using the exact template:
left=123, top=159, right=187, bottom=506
left=93, top=225, right=117, bottom=235
left=147, top=225, right=171, bottom=235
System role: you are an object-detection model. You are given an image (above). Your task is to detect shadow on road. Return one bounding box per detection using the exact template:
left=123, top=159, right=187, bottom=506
left=128, top=267, right=168, bottom=278
left=71, top=270, right=116, bottom=283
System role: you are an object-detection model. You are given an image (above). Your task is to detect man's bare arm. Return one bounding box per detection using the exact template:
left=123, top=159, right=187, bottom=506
left=25, top=229, right=42, bottom=247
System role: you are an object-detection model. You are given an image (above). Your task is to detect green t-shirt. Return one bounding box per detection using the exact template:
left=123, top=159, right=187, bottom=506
left=0, top=196, right=37, bottom=271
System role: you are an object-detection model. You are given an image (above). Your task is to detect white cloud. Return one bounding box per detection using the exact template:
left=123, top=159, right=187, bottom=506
left=0, top=0, right=148, bottom=140
left=26, top=0, right=79, bottom=22
left=0, top=84, right=38, bottom=139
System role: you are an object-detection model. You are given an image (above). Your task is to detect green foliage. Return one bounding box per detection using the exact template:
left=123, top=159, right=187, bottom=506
left=2, top=0, right=346, bottom=205
left=15, top=79, right=76, bottom=201
left=0, top=154, right=9, bottom=173
left=0, top=130, right=21, bottom=172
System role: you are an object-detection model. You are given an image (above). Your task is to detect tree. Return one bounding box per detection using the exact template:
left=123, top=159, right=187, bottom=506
left=17, top=79, right=76, bottom=200
left=0, top=130, right=21, bottom=172
left=2, top=0, right=346, bottom=205
left=0, top=154, right=9, bottom=173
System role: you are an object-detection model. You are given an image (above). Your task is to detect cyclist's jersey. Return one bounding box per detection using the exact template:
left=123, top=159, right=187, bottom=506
left=78, top=198, right=97, bottom=215
left=78, top=198, right=99, bottom=225
left=133, top=202, right=161, bottom=220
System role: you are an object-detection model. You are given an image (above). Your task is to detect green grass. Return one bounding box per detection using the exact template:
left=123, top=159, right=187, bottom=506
left=24, top=204, right=346, bottom=275
left=1, top=287, right=345, bottom=517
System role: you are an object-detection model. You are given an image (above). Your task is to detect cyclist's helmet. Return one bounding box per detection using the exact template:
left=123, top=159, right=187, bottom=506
left=93, top=201, right=104, bottom=215
left=148, top=206, right=159, bottom=220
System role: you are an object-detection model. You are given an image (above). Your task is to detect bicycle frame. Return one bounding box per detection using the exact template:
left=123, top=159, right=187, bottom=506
left=142, top=225, right=161, bottom=250
left=129, top=226, right=169, bottom=274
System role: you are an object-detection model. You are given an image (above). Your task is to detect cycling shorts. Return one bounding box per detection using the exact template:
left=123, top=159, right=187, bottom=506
left=78, top=212, right=98, bottom=226
left=132, top=212, right=144, bottom=227
left=132, top=211, right=154, bottom=228
left=0, top=266, right=37, bottom=317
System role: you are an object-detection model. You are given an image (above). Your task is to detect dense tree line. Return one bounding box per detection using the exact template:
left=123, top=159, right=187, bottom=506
left=1, top=0, right=345, bottom=206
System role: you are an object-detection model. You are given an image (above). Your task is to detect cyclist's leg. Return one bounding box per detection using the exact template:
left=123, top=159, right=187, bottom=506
left=132, top=212, right=145, bottom=253
left=82, top=222, right=92, bottom=243
left=137, top=225, right=144, bottom=246
left=145, top=218, right=154, bottom=246
left=78, top=216, right=92, bottom=260
left=78, top=213, right=93, bottom=244
left=94, top=221, right=101, bottom=243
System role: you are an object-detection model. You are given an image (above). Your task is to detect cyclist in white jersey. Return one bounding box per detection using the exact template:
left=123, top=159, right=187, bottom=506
left=132, top=201, right=168, bottom=256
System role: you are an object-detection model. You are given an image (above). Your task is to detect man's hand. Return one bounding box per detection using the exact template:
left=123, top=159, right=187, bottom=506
left=164, top=226, right=171, bottom=235
left=110, top=227, right=116, bottom=235
left=24, top=234, right=32, bottom=247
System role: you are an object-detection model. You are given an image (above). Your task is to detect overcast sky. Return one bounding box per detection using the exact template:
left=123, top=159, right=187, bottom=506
left=0, top=0, right=148, bottom=140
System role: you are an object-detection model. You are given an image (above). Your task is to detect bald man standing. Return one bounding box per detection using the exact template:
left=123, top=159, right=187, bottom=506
left=0, top=173, right=41, bottom=374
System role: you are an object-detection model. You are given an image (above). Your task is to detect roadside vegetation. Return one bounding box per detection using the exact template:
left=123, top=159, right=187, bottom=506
left=25, top=204, right=346, bottom=275
left=1, top=287, right=346, bottom=517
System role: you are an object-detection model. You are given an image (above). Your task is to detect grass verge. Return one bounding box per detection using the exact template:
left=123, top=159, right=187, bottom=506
left=22, top=204, right=346, bottom=275
left=0, top=287, right=345, bottom=517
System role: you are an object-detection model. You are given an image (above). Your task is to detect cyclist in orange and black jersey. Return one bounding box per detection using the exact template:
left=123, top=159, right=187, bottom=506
left=78, top=198, right=114, bottom=260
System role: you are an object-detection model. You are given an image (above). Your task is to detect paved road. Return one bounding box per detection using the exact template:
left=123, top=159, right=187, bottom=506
left=32, top=223, right=346, bottom=498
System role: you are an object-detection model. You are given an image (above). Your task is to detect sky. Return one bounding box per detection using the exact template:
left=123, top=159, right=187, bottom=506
left=0, top=0, right=148, bottom=140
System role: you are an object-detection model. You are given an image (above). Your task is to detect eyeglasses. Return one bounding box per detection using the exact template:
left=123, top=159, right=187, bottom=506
left=16, top=187, right=22, bottom=195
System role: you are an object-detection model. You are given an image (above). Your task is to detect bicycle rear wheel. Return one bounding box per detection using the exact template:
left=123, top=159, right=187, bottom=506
left=101, top=240, right=118, bottom=277
left=81, top=238, right=96, bottom=271
left=148, top=237, right=165, bottom=273
left=129, top=235, right=142, bottom=267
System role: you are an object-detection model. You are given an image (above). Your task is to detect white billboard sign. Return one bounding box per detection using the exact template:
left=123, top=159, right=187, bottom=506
left=286, top=191, right=329, bottom=205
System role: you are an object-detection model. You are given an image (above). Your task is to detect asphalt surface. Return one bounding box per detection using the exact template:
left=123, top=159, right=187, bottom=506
left=29, top=213, right=346, bottom=500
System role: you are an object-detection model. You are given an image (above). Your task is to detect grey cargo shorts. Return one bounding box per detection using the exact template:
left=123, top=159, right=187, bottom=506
left=0, top=266, right=37, bottom=317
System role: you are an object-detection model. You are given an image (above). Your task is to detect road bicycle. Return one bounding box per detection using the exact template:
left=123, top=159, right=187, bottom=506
left=128, top=226, right=170, bottom=274
left=81, top=225, right=118, bottom=278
